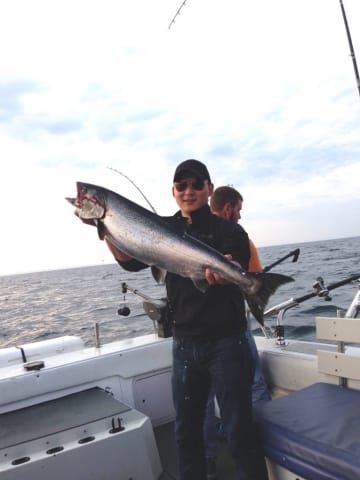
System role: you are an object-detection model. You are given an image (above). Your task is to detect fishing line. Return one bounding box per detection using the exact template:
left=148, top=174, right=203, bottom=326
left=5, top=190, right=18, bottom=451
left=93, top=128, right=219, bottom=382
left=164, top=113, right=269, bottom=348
left=107, top=166, right=157, bottom=213
left=107, top=166, right=160, bottom=319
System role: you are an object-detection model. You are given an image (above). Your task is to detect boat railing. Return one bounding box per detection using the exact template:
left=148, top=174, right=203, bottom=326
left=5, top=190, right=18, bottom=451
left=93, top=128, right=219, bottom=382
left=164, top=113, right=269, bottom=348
left=262, top=273, right=360, bottom=345
left=96, top=272, right=360, bottom=349
left=94, top=282, right=171, bottom=348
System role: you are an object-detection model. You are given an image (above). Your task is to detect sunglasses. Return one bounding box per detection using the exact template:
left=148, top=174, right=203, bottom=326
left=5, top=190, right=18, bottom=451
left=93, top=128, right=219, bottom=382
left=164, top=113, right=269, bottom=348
left=174, top=179, right=207, bottom=192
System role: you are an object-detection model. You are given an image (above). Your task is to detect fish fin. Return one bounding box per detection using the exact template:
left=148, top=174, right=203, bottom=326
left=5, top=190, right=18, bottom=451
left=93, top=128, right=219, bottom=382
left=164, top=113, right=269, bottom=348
left=245, top=273, right=294, bottom=325
left=245, top=296, right=266, bottom=325
left=97, top=221, right=106, bottom=240
left=151, top=266, right=167, bottom=284
left=192, top=279, right=210, bottom=293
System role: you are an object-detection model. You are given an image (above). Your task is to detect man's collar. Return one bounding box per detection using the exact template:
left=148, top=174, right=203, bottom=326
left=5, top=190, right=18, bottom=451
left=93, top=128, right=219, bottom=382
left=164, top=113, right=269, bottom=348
left=175, top=204, right=211, bottom=224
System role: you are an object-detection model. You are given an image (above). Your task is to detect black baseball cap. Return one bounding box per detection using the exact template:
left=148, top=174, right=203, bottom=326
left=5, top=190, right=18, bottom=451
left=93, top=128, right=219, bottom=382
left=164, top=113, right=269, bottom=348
left=173, top=159, right=211, bottom=183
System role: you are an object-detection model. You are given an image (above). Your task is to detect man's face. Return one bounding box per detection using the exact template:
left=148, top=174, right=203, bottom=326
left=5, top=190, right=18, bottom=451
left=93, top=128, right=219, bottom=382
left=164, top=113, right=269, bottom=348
left=219, top=199, right=242, bottom=223
left=172, top=175, right=213, bottom=218
left=229, top=199, right=242, bottom=223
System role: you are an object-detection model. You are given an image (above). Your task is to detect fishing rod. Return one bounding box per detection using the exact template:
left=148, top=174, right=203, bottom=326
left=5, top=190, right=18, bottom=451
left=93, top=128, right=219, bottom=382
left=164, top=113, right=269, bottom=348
left=295, top=273, right=360, bottom=305
left=263, top=273, right=360, bottom=344
left=167, top=1, right=359, bottom=98
left=339, top=0, right=360, bottom=98
left=168, top=0, right=188, bottom=30
left=264, top=273, right=360, bottom=319
left=262, top=248, right=300, bottom=273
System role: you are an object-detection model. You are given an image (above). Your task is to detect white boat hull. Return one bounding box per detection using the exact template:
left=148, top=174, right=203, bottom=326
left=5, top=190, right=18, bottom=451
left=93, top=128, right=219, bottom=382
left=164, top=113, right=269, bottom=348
left=1, top=328, right=359, bottom=480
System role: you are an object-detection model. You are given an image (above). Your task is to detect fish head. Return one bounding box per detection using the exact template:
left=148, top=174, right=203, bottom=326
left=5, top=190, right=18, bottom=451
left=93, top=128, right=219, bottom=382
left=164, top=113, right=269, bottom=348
left=66, top=182, right=106, bottom=220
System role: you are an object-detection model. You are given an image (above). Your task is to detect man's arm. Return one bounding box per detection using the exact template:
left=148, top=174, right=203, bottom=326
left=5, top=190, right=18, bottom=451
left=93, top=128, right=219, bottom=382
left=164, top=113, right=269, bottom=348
left=105, top=238, right=132, bottom=262
left=74, top=210, right=145, bottom=271
left=248, top=239, right=262, bottom=273
left=105, top=238, right=148, bottom=272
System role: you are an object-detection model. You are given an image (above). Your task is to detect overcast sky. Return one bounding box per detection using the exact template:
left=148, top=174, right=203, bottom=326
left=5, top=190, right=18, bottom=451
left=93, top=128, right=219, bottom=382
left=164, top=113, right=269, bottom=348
left=1, top=0, right=359, bottom=276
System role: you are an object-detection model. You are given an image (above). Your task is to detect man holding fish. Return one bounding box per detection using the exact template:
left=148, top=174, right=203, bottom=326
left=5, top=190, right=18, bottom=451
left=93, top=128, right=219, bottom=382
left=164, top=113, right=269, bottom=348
left=204, top=185, right=271, bottom=479
left=69, top=159, right=291, bottom=479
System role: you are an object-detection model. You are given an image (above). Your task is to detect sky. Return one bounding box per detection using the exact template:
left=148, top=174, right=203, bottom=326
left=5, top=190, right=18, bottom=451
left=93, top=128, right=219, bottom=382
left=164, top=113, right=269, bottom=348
left=0, top=0, right=359, bottom=276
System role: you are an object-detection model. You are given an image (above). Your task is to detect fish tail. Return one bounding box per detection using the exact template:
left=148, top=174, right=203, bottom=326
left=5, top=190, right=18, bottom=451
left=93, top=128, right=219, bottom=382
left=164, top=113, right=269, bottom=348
left=245, top=272, right=294, bottom=325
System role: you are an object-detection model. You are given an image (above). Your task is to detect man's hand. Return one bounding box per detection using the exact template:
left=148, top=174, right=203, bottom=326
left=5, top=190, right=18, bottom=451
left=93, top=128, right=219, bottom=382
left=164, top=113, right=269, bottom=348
left=205, top=255, right=241, bottom=285
left=205, top=268, right=228, bottom=285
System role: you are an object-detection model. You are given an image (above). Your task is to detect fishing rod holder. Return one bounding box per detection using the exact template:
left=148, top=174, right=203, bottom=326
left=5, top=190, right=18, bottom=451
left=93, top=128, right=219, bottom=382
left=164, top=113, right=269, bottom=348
left=119, top=282, right=172, bottom=338
left=264, top=299, right=299, bottom=345
left=273, top=325, right=285, bottom=346
left=345, top=283, right=360, bottom=318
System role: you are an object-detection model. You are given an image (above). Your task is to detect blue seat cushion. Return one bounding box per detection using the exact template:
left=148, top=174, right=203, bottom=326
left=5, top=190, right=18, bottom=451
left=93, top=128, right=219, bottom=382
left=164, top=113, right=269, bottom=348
left=254, top=382, right=360, bottom=480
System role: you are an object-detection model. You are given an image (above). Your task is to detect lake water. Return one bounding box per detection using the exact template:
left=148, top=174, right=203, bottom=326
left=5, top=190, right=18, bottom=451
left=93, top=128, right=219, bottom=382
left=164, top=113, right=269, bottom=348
left=0, top=236, right=359, bottom=348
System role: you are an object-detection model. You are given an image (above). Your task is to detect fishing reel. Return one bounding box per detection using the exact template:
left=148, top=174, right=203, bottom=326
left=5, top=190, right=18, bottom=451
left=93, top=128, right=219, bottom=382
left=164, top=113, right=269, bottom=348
left=313, top=277, right=332, bottom=301
left=117, top=282, right=131, bottom=316
left=117, top=305, right=131, bottom=316
left=118, top=282, right=172, bottom=338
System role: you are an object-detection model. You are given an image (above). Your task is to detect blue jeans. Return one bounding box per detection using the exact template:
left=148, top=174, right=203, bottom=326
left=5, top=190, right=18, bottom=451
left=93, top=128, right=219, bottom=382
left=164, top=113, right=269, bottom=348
left=247, top=330, right=271, bottom=404
left=204, top=330, right=270, bottom=459
left=172, top=334, right=268, bottom=480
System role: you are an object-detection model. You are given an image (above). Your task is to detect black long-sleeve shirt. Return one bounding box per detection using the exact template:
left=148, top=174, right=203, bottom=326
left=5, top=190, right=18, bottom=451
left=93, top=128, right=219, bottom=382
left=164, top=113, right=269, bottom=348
left=119, top=204, right=250, bottom=340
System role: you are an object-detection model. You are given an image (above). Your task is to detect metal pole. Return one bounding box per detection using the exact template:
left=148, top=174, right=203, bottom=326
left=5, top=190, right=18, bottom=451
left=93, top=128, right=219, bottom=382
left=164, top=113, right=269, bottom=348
left=339, top=0, right=360, bottom=98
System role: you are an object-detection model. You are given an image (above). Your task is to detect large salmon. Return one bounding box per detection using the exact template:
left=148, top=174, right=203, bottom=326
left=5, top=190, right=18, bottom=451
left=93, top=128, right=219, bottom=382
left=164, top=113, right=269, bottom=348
left=67, top=182, right=293, bottom=324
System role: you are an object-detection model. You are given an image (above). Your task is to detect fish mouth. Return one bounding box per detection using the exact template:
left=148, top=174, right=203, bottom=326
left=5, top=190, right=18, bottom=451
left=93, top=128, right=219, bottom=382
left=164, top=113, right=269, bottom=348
left=75, top=182, right=105, bottom=210
left=77, top=182, right=90, bottom=203
left=65, top=196, right=77, bottom=206
left=66, top=182, right=106, bottom=219
left=64, top=183, right=92, bottom=208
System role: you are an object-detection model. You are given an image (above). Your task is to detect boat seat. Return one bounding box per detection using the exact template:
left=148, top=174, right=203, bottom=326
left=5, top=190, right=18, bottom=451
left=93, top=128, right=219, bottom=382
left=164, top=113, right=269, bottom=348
left=254, top=382, right=360, bottom=480
left=255, top=316, right=360, bottom=480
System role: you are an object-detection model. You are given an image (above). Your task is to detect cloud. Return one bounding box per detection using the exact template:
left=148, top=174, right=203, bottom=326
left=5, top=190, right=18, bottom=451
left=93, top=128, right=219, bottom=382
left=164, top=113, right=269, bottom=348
left=0, top=0, right=359, bottom=275
left=39, top=118, right=83, bottom=135
left=0, top=79, right=40, bottom=122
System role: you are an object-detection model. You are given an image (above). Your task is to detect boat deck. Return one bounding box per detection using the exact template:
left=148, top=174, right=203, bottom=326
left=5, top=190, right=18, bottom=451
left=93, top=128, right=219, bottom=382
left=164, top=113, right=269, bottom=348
left=155, top=421, right=236, bottom=480
left=153, top=341, right=341, bottom=479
